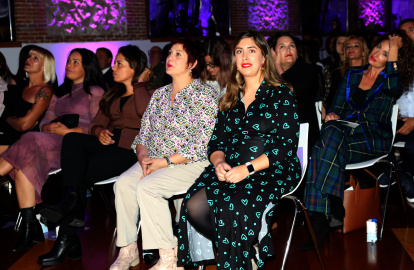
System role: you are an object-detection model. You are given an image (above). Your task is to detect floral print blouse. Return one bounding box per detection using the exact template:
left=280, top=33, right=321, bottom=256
left=132, top=79, right=218, bottom=163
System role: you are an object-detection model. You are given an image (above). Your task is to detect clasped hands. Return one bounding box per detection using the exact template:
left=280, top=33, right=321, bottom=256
left=215, top=161, right=249, bottom=184
left=139, top=156, right=167, bottom=178
left=42, top=122, right=70, bottom=136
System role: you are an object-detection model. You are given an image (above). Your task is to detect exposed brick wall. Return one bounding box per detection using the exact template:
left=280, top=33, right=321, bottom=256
left=13, top=0, right=301, bottom=43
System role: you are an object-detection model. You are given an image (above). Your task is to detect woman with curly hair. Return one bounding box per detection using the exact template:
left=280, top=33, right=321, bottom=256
left=301, top=30, right=414, bottom=250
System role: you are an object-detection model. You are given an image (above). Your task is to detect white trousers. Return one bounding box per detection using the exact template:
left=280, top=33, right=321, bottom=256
left=113, top=160, right=209, bottom=248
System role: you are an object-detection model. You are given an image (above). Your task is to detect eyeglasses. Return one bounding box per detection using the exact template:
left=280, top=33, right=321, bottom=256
left=148, top=50, right=161, bottom=55
left=205, top=62, right=217, bottom=68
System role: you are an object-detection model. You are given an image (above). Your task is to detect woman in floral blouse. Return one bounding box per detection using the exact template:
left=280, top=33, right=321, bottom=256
left=110, top=39, right=218, bottom=270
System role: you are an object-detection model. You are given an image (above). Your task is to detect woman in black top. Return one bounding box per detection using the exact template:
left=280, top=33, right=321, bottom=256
left=268, top=32, right=321, bottom=151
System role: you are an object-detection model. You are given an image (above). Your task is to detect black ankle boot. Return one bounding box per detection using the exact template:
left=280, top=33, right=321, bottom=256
left=40, top=186, right=86, bottom=227
left=37, top=234, right=82, bottom=266
left=12, top=207, right=45, bottom=252
left=298, top=212, right=330, bottom=251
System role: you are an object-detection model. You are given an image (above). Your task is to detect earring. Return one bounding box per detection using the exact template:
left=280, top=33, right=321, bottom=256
left=190, top=69, right=192, bottom=76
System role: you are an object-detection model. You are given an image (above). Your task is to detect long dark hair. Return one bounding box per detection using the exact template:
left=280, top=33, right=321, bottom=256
left=375, top=30, right=414, bottom=93
left=57, top=48, right=106, bottom=97
left=221, top=30, right=289, bottom=111
left=200, top=37, right=232, bottom=89
left=99, top=45, right=147, bottom=116
left=0, top=52, right=13, bottom=82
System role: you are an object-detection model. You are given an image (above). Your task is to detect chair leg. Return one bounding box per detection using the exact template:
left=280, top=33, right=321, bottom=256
left=298, top=199, right=325, bottom=270
left=96, top=185, right=116, bottom=219
left=280, top=196, right=325, bottom=270
left=391, top=162, right=407, bottom=213
left=14, top=211, right=21, bottom=232
left=380, top=162, right=393, bottom=240
left=280, top=196, right=299, bottom=270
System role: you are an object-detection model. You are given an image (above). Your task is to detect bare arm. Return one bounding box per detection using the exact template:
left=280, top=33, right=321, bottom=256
left=7, top=86, right=53, bottom=131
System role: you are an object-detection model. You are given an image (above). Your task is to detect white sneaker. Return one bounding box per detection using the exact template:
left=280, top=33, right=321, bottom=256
left=110, top=242, right=139, bottom=270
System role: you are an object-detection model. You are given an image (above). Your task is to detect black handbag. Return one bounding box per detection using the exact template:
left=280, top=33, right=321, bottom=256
left=50, top=114, right=79, bottom=128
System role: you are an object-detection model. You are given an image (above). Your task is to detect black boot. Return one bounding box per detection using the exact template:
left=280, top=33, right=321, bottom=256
left=37, top=233, right=82, bottom=266
left=12, top=207, right=45, bottom=252
left=40, top=186, right=86, bottom=227
left=298, top=212, right=330, bottom=251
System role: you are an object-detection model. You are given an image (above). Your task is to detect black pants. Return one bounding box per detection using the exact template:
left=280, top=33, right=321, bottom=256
left=59, top=132, right=137, bottom=235
left=61, top=132, right=137, bottom=187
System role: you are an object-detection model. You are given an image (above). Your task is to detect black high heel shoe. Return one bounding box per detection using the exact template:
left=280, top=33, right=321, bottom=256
left=298, top=212, right=330, bottom=251
left=37, top=234, right=82, bottom=266
left=12, top=207, right=45, bottom=252
left=40, top=186, right=86, bottom=227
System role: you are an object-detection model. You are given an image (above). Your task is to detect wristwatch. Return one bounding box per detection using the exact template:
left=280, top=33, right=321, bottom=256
left=165, top=156, right=174, bottom=168
left=245, top=162, right=255, bottom=175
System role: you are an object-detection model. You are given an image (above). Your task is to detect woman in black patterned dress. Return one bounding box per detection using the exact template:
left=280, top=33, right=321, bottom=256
left=177, top=31, right=301, bottom=270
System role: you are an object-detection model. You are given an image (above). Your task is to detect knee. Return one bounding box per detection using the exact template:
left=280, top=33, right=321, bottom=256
left=62, top=133, right=83, bottom=148
left=322, top=120, right=342, bottom=130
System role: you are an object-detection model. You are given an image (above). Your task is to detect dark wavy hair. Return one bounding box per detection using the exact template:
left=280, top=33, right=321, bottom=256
left=220, top=30, right=289, bottom=111
left=375, top=30, right=414, bottom=93
left=170, top=39, right=203, bottom=79
left=58, top=48, right=106, bottom=97
left=200, top=37, right=232, bottom=89
left=99, top=45, right=147, bottom=116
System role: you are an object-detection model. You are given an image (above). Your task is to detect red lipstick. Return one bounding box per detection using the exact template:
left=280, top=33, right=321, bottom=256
left=370, top=56, right=376, bottom=62
left=241, top=63, right=252, bottom=68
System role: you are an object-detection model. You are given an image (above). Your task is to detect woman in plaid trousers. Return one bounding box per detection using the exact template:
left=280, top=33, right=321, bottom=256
left=301, top=31, right=414, bottom=250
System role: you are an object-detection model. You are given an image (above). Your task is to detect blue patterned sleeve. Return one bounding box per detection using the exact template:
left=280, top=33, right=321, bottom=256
left=263, top=87, right=300, bottom=166
left=207, top=110, right=229, bottom=159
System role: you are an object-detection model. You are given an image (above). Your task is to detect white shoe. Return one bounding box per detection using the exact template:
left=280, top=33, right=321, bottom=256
left=110, top=242, right=139, bottom=270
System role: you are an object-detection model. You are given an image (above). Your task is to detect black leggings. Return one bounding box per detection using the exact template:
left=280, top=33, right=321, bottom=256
left=61, top=132, right=137, bottom=187
left=186, top=188, right=215, bottom=241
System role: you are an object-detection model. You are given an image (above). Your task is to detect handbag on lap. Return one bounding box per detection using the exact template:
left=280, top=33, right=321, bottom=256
left=50, top=114, right=79, bottom=128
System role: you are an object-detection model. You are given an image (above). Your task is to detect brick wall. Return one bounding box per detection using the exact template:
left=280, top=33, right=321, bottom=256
left=13, top=0, right=301, bottom=44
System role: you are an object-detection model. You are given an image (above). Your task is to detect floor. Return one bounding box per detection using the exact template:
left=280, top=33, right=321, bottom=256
left=1, top=177, right=414, bottom=270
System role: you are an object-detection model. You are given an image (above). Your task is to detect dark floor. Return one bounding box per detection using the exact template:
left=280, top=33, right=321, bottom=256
left=1, top=177, right=413, bottom=270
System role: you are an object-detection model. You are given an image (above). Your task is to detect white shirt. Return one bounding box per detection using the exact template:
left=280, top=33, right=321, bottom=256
left=397, top=82, right=414, bottom=118
left=102, top=67, right=110, bottom=74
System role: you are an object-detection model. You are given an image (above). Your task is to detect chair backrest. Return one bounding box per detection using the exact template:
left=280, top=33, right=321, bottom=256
left=282, top=123, right=309, bottom=197
left=315, top=101, right=322, bottom=130
left=390, top=104, right=398, bottom=144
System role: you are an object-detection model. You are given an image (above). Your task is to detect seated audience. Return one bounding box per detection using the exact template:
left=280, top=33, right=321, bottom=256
left=0, top=48, right=105, bottom=252
left=201, top=37, right=232, bottom=100
left=108, top=39, right=217, bottom=270
left=0, top=46, right=55, bottom=153
left=380, top=18, right=414, bottom=202
left=340, top=35, right=369, bottom=77
left=268, top=32, right=321, bottom=151
left=177, top=30, right=300, bottom=270
left=322, top=33, right=348, bottom=115
left=96, top=47, right=116, bottom=90
left=148, top=46, right=166, bottom=89
left=38, top=45, right=152, bottom=266
left=10, top=45, right=36, bottom=87
left=301, top=31, right=414, bottom=250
